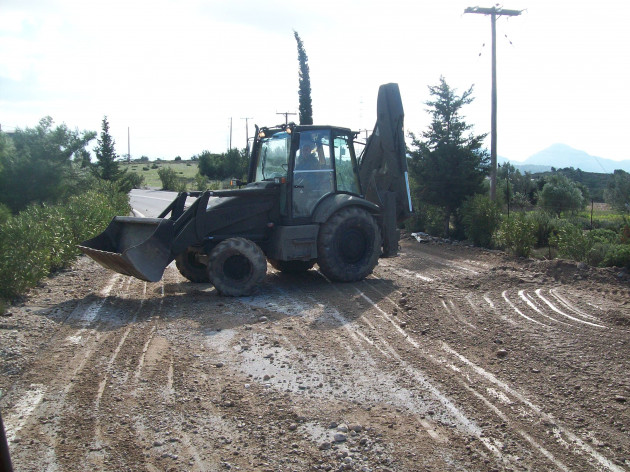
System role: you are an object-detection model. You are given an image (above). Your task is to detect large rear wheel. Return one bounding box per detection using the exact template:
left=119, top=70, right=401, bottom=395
left=175, top=247, right=209, bottom=283
left=207, top=238, right=267, bottom=296
left=317, top=207, right=381, bottom=282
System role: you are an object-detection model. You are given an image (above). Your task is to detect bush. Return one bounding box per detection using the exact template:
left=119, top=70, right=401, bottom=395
left=118, top=171, right=145, bottom=192
left=0, top=204, right=11, bottom=225
left=603, top=245, right=630, bottom=268
left=0, top=181, right=130, bottom=299
left=551, top=222, right=590, bottom=262
left=158, top=167, right=178, bottom=190
left=493, top=212, right=536, bottom=257
left=587, top=242, right=611, bottom=267
left=194, top=172, right=209, bottom=191
left=403, top=202, right=445, bottom=236
left=460, top=194, right=501, bottom=247
left=527, top=210, right=558, bottom=248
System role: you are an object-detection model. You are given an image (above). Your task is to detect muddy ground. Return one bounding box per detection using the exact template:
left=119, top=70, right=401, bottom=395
left=1, top=237, right=629, bottom=472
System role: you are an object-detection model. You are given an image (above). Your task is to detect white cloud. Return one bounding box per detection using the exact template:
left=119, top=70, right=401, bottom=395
left=1, top=0, right=629, bottom=161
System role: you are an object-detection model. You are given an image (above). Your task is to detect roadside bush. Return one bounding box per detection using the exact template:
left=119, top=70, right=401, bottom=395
left=588, top=228, right=619, bottom=245
left=0, top=203, right=11, bottom=225
left=194, top=172, right=209, bottom=191
left=527, top=210, right=558, bottom=248
left=460, top=194, right=501, bottom=247
left=118, top=171, right=145, bottom=192
left=174, top=178, right=188, bottom=193
left=551, top=222, right=590, bottom=262
left=602, top=244, right=630, bottom=268
left=404, top=202, right=444, bottom=236
left=493, top=212, right=536, bottom=258
left=158, top=167, right=178, bottom=190
left=0, top=181, right=130, bottom=299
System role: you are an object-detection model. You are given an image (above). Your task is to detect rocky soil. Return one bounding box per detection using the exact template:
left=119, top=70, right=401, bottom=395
left=1, top=237, right=629, bottom=471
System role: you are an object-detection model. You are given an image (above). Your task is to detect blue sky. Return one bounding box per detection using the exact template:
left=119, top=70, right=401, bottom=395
left=1, top=0, right=629, bottom=162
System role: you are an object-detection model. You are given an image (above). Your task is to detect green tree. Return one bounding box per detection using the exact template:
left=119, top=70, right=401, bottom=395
left=604, top=169, right=630, bottom=213
left=408, top=77, right=489, bottom=237
left=93, top=116, right=125, bottom=181
left=0, top=117, right=96, bottom=212
left=294, top=30, right=313, bottom=125
left=537, top=174, right=585, bottom=216
left=197, top=148, right=248, bottom=180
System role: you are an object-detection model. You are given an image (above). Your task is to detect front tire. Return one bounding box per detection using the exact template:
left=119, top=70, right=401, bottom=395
left=317, top=207, right=381, bottom=282
left=207, top=238, right=267, bottom=296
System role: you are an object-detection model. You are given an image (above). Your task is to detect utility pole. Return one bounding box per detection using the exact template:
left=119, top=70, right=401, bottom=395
left=276, top=111, right=297, bottom=125
left=465, top=6, right=521, bottom=201
left=241, top=117, right=253, bottom=153
left=229, top=117, right=233, bottom=151
left=127, top=127, right=131, bottom=163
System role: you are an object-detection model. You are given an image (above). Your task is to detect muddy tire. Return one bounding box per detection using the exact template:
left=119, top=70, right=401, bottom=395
left=317, top=207, right=381, bottom=282
left=268, top=259, right=315, bottom=274
left=175, top=247, right=209, bottom=283
left=207, top=238, right=267, bottom=296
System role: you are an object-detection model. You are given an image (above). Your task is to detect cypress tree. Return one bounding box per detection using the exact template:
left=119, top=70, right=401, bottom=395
left=293, top=30, right=313, bottom=125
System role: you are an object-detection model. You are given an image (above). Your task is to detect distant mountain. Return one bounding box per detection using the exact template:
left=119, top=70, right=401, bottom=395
left=508, top=144, right=630, bottom=174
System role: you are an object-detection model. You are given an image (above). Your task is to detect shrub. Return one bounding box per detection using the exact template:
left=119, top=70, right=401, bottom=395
left=603, top=245, right=630, bottom=268
left=551, top=222, right=590, bottom=262
left=588, top=228, right=619, bottom=245
left=194, top=172, right=209, bottom=191
left=460, top=194, right=501, bottom=247
left=151, top=163, right=159, bottom=169
left=0, top=182, right=130, bottom=299
left=0, top=204, right=11, bottom=225
left=527, top=210, right=558, bottom=248
left=118, top=171, right=145, bottom=192
left=404, top=202, right=445, bottom=236
left=158, top=167, right=178, bottom=190
left=493, top=212, right=536, bottom=257
left=587, top=242, right=611, bottom=267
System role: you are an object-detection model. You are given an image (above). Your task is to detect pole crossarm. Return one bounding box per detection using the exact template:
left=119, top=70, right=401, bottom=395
left=276, top=111, right=297, bottom=125
left=464, top=6, right=522, bottom=17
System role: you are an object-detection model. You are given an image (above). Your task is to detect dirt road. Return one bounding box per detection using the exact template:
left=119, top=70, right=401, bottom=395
left=1, top=238, right=629, bottom=471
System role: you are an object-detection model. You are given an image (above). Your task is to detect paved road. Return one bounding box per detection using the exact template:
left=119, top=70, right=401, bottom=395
left=129, top=189, right=179, bottom=217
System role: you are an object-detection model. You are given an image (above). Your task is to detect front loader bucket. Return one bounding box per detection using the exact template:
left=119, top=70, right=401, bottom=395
left=78, top=217, right=175, bottom=282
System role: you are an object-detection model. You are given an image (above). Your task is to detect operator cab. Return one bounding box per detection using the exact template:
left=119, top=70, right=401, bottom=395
left=250, top=124, right=361, bottom=220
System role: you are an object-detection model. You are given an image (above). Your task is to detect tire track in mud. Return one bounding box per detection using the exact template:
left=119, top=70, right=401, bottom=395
left=252, top=273, right=505, bottom=466
left=360, top=273, right=627, bottom=471
left=2, top=273, right=123, bottom=471
left=375, top=248, right=630, bottom=471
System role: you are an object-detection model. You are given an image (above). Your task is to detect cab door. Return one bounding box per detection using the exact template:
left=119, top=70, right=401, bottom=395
left=292, top=130, right=334, bottom=218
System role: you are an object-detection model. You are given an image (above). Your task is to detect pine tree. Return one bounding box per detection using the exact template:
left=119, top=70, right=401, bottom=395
left=409, top=77, right=489, bottom=237
left=94, top=116, right=125, bottom=181
left=294, top=30, right=313, bottom=125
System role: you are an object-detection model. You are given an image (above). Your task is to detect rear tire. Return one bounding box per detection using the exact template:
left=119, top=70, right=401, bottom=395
left=176, top=247, right=209, bottom=283
left=317, top=207, right=381, bottom=282
left=207, top=238, right=267, bottom=296
left=268, top=259, right=315, bottom=274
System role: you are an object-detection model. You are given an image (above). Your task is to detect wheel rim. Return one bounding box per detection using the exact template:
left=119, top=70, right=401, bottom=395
left=339, top=227, right=368, bottom=264
left=223, top=254, right=252, bottom=281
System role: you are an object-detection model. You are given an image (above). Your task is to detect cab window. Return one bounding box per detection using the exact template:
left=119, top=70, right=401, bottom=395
left=333, top=134, right=360, bottom=194
left=255, top=132, right=290, bottom=181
